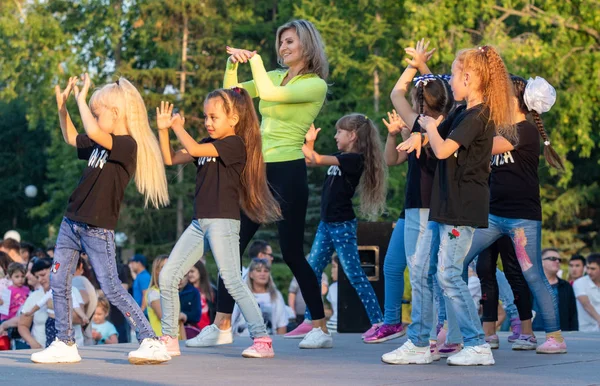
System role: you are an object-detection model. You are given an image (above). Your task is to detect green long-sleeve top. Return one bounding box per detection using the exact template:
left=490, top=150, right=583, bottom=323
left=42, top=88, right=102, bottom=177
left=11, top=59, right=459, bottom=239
left=223, top=54, right=327, bottom=163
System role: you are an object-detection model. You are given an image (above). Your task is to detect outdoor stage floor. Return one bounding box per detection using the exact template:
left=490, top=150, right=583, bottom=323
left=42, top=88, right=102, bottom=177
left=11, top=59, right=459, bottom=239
left=1, top=331, right=599, bottom=385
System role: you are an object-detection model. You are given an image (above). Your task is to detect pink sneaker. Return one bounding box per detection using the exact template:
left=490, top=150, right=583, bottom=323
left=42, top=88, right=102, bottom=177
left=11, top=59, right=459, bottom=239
left=536, top=337, right=567, bottom=354
left=284, top=322, right=313, bottom=339
left=160, top=335, right=181, bottom=356
left=438, top=343, right=461, bottom=358
left=508, top=318, right=521, bottom=343
left=362, top=323, right=383, bottom=339
left=430, top=341, right=441, bottom=361
left=242, top=337, right=275, bottom=358
left=363, top=323, right=405, bottom=343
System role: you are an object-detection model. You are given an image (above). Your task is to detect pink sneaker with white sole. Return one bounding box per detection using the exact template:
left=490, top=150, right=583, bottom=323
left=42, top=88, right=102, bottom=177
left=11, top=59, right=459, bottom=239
left=536, top=337, right=567, bottom=354
left=160, top=335, right=181, bottom=356
left=362, top=323, right=382, bottom=340
left=242, top=337, right=275, bottom=358
left=284, top=321, right=313, bottom=339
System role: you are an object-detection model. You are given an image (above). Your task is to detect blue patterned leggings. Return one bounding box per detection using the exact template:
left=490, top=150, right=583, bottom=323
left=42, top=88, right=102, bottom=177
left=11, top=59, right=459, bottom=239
left=304, top=219, right=383, bottom=325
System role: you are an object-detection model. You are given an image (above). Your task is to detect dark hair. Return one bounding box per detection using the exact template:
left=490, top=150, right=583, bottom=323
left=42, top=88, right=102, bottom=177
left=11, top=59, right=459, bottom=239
left=191, top=261, right=214, bottom=303
left=31, top=258, right=52, bottom=275
left=20, top=242, right=35, bottom=255
left=541, top=248, right=560, bottom=257
left=2, top=238, right=20, bottom=252
left=569, top=254, right=587, bottom=265
left=46, top=245, right=55, bottom=252
left=248, top=240, right=270, bottom=259
left=205, top=88, right=282, bottom=224
left=78, top=256, right=99, bottom=289
left=7, top=262, right=26, bottom=277
left=33, top=249, right=49, bottom=259
left=336, top=114, right=387, bottom=219
left=587, top=253, right=600, bottom=267
left=510, top=75, right=564, bottom=171
left=332, top=254, right=339, bottom=265
left=411, top=77, right=455, bottom=119
left=0, top=252, right=11, bottom=275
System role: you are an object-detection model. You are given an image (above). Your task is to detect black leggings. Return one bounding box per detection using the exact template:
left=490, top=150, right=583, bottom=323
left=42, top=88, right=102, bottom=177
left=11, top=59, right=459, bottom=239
left=476, top=235, right=533, bottom=322
left=216, top=159, right=325, bottom=320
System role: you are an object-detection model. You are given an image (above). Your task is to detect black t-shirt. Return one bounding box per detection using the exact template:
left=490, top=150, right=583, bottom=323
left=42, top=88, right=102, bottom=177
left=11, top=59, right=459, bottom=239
left=429, top=104, right=495, bottom=228
left=193, top=135, right=246, bottom=220
left=489, top=120, right=541, bottom=221
left=321, top=152, right=364, bottom=222
left=65, top=134, right=137, bottom=229
left=405, top=118, right=438, bottom=209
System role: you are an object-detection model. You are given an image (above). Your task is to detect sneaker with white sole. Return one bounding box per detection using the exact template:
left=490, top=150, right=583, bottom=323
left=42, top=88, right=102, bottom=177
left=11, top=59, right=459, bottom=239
left=242, top=336, right=275, bottom=358
left=185, top=324, right=233, bottom=347
left=299, top=328, right=333, bottom=349
left=31, top=339, right=81, bottom=364
left=446, top=344, right=495, bottom=366
left=160, top=335, right=181, bottom=356
left=485, top=334, right=499, bottom=349
left=128, top=338, right=171, bottom=365
left=430, top=341, right=441, bottom=361
left=512, top=334, right=537, bottom=351
left=381, top=340, right=432, bottom=365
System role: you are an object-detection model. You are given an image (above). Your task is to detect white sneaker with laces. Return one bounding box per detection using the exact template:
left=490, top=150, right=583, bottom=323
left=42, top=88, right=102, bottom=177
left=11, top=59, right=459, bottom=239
left=298, top=328, right=333, bottom=349
left=446, top=344, right=495, bottom=366
left=185, top=324, right=233, bottom=347
left=128, top=338, right=171, bottom=365
left=31, top=339, right=81, bottom=364
left=381, top=339, right=432, bottom=365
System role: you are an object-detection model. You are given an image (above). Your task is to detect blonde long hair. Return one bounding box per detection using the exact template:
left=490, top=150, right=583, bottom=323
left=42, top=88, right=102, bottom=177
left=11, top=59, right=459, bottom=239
left=89, top=78, right=169, bottom=209
left=204, top=88, right=282, bottom=224
left=337, top=114, right=387, bottom=220
left=455, top=46, right=516, bottom=143
left=149, top=254, right=168, bottom=289
left=276, top=19, right=329, bottom=80
left=246, top=258, right=278, bottom=302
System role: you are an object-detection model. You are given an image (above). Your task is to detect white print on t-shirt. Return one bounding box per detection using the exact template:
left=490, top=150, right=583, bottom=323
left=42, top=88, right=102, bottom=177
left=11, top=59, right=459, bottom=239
left=491, top=151, right=515, bottom=167
left=88, top=148, right=108, bottom=169
left=327, top=165, right=342, bottom=176
left=198, top=157, right=217, bottom=166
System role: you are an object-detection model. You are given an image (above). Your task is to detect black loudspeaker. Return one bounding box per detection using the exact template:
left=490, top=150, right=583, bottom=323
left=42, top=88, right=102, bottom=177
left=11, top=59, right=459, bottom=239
left=337, top=221, right=394, bottom=333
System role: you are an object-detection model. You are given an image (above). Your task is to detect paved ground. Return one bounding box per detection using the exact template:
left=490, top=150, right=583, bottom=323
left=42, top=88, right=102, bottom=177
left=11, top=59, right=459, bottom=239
left=1, top=332, right=599, bottom=386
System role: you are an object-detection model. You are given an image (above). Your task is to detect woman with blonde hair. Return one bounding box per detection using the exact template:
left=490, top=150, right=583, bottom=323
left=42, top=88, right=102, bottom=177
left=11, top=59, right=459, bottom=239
left=232, top=259, right=288, bottom=336
left=146, top=255, right=169, bottom=337
left=31, top=74, right=171, bottom=365
left=200, top=19, right=331, bottom=350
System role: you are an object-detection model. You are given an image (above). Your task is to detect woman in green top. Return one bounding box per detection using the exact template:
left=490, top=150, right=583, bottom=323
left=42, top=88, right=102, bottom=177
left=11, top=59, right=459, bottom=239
left=191, top=20, right=331, bottom=349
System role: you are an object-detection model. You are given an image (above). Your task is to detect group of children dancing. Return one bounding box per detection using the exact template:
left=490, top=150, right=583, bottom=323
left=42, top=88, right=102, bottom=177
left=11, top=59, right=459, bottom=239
left=29, top=19, right=565, bottom=367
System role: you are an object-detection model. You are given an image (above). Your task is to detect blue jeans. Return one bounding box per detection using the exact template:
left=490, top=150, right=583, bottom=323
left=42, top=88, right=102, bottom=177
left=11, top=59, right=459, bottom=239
left=383, top=218, right=405, bottom=325
left=305, top=220, right=383, bottom=325
left=51, top=218, right=154, bottom=344
left=160, top=219, right=268, bottom=338
left=497, top=269, right=519, bottom=320
left=460, top=214, right=560, bottom=333
left=408, top=221, right=485, bottom=347
left=405, top=210, right=462, bottom=344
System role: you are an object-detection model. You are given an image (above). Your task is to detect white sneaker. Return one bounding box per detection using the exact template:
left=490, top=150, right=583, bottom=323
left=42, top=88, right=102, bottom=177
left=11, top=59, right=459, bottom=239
left=381, top=340, right=432, bottom=365
left=298, top=328, right=333, bottom=349
left=185, top=324, right=233, bottom=347
left=128, top=338, right=171, bottom=365
left=31, top=339, right=81, bottom=364
left=446, top=344, right=495, bottom=366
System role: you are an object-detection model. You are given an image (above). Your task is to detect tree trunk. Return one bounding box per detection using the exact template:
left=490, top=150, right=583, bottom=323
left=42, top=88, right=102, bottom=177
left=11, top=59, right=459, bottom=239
left=176, top=13, right=189, bottom=238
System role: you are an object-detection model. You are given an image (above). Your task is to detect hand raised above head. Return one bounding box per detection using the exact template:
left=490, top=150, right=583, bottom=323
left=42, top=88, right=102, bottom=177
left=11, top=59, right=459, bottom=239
left=226, top=46, right=256, bottom=64
left=73, top=73, right=92, bottom=103
left=404, top=38, right=436, bottom=68
left=156, top=101, right=175, bottom=131
left=55, top=76, right=78, bottom=111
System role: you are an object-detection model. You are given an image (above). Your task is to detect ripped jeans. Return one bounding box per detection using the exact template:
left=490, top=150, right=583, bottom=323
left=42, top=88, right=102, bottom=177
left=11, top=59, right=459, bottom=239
left=457, top=214, right=560, bottom=333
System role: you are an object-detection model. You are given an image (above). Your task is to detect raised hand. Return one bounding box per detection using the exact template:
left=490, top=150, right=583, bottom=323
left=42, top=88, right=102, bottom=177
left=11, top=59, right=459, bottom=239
left=382, top=109, right=407, bottom=136
left=305, top=123, right=321, bottom=143
left=226, top=46, right=256, bottom=64
left=405, top=38, right=436, bottom=68
left=156, top=101, right=175, bottom=131
left=55, top=76, right=78, bottom=112
left=171, top=113, right=185, bottom=131
left=73, top=73, right=92, bottom=103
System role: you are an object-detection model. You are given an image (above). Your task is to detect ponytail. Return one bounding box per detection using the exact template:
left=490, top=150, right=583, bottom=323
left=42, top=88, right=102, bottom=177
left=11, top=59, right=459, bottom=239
left=336, top=114, right=387, bottom=220
left=205, top=88, right=282, bottom=224
left=511, top=75, right=564, bottom=171
left=456, top=46, right=516, bottom=144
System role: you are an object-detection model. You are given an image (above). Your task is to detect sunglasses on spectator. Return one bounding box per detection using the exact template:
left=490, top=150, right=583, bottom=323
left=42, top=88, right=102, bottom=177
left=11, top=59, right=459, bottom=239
left=251, top=257, right=271, bottom=267
left=543, top=256, right=561, bottom=262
